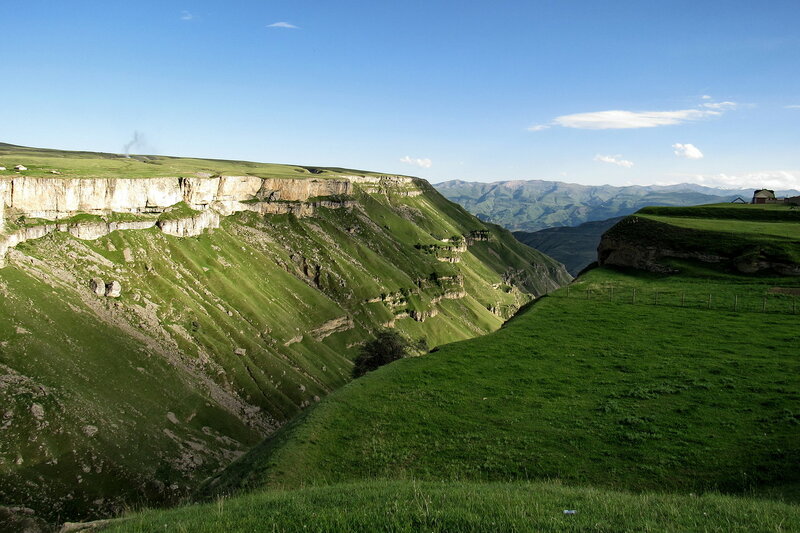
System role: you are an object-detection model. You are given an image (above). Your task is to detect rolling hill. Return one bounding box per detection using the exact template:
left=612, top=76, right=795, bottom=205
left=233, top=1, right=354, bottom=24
left=0, top=144, right=570, bottom=524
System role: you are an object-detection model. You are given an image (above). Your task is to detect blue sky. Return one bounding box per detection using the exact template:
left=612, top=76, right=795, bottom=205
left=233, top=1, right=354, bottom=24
left=2, top=0, right=798, bottom=187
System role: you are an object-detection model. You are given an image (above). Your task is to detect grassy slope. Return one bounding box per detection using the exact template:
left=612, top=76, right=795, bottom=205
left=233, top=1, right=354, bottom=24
left=112, top=204, right=800, bottom=531
left=0, top=145, right=569, bottom=523
left=200, top=266, right=800, bottom=501
left=109, top=480, right=800, bottom=533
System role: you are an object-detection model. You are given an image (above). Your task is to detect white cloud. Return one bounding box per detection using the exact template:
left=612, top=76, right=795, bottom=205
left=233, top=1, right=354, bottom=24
left=552, top=108, right=719, bottom=130
left=786, top=105, right=800, bottom=109
left=702, top=101, right=737, bottom=110
left=594, top=154, right=634, bottom=168
left=268, top=21, right=299, bottom=29
left=400, top=156, right=432, bottom=169
left=663, top=170, right=800, bottom=190
left=672, top=143, right=704, bottom=160
left=529, top=100, right=738, bottom=131
left=701, top=95, right=712, bottom=100
left=180, top=10, right=193, bottom=21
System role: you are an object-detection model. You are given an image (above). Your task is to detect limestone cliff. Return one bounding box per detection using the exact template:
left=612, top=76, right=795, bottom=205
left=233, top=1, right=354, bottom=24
left=0, top=175, right=417, bottom=266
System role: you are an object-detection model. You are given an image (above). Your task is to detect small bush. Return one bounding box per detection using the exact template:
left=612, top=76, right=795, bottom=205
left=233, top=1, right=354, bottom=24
left=352, top=330, right=409, bottom=378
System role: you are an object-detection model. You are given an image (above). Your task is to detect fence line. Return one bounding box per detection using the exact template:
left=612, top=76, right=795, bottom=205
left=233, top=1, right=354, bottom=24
left=558, top=286, right=799, bottom=315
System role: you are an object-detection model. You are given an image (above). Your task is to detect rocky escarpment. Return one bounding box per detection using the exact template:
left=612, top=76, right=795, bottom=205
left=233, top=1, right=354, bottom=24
left=598, top=215, right=800, bottom=275
left=0, top=175, right=421, bottom=266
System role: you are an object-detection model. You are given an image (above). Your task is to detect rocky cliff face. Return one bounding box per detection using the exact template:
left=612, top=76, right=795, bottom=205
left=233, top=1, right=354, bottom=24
left=0, top=175, right=419, bottom=266
left=1, top=175, right=355, bottom=218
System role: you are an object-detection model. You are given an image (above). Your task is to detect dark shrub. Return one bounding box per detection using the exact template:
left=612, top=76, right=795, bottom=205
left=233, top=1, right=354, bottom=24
left=352, top=330, right=409, bottom=378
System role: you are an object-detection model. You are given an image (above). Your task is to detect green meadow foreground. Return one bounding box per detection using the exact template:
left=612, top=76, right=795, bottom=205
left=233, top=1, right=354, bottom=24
left=108, top=205, right=799, bottom=531
left=109, top=480, right=799, bottom=533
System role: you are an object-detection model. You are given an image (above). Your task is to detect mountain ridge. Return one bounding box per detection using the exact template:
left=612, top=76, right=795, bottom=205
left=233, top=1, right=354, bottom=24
left=434, top=178, right=799, bottom=232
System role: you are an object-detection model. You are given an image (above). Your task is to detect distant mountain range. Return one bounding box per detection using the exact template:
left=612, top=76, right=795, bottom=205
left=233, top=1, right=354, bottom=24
left=434, top=179, right=799, bottom=232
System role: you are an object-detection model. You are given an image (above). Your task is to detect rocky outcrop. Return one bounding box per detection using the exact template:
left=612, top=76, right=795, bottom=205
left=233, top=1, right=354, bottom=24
left=342, top=175, right=424, bottom=197
left=598, top=216, right=800, bottom=276
left=157, top=209, right=220, bottom=237
left=0, top=219, right=158, bottom=267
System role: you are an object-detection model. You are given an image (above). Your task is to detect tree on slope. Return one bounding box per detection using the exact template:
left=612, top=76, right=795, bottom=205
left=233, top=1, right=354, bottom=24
left=352, top=329, right=409, bottom=378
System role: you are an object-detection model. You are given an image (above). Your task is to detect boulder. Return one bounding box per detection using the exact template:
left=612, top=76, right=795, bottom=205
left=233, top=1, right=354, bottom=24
left=105, top=281, right=121, bottom=298
left=89, top=278, right=105, bottom=296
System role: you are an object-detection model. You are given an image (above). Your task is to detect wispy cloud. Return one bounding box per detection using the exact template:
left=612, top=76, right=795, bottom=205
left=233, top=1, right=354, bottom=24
left=267, top=21, right=299, bottom=29
left=594, top=154, right=634, bottom=168
left=701, top=101, right=737, bottom=110
left=701, top=95, right=712, bottom=100
left=180, top=10, right=193, bottom=21
left=529, top=98, right=737, bottom=131
left=661, top=170, right=800, bottom=190
left=553, top=109, right=720, bottom=130
left=672, top=143, right=704, bottom=160
left=786, top=105, right=800, bottom=109
left=400, top=156, right=432, bottom=169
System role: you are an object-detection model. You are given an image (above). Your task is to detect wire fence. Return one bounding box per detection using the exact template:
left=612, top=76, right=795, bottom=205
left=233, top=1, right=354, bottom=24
left=558, top=284, right=800, bottom=315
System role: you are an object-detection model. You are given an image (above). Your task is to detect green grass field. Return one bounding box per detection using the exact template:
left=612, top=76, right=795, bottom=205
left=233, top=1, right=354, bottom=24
left=199, top=266, right=799, bottom=502
left=0, top=142, right=396, bottom=180
left=108, top=480, right=800, bottom=533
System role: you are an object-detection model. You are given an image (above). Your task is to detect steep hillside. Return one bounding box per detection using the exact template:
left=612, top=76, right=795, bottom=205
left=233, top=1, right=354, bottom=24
left=434, top=179, right=797, bottom=232
left=192, top=205, right=799, bottom=510
left=199, top=265, right=800, bottom=501
left=514, top=217, right=622, bottom=275
left=0, top=144, right=569, bottom=523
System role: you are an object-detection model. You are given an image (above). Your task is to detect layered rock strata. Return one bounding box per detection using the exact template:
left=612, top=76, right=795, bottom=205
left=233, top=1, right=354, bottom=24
left=0, top=175, right=423, bottom=266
